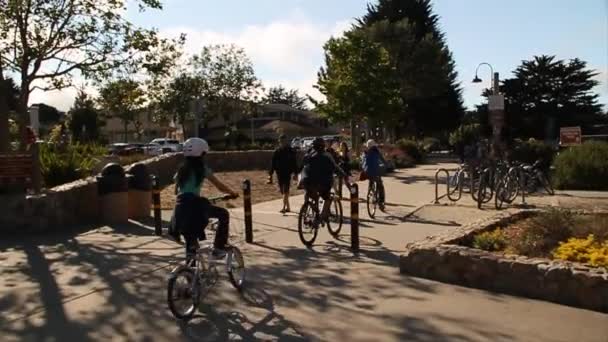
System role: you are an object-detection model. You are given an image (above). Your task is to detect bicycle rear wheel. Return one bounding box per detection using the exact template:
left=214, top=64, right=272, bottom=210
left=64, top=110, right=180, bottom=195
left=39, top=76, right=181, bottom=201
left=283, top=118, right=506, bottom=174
left=539, top=174, right=554, bottom=195
left=298, top=201, right=318, bottom=247
left=328, top=195, right=343, bottom=237
left=227, top=247, right=246, bottom=291
left=367, top=182, right=377, bottom=218
left=167, top=267, right=198, bottom=320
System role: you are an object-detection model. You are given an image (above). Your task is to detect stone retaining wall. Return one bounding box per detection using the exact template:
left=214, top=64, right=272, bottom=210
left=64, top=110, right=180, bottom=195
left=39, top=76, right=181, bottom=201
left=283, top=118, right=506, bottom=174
left=399, top=208, right=608, bottom=313
left=0, top=150, right=280, bottom=234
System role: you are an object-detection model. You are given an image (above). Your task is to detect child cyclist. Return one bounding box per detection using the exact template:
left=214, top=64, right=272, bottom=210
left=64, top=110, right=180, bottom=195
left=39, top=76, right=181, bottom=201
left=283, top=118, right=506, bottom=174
left=171, top=137, right=239, bottom=258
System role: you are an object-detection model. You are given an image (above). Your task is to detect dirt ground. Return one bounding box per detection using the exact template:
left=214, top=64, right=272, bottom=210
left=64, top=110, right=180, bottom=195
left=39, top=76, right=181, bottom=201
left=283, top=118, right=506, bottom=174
left=160, top=169, right=361, bottom=210
left=160, top=170, right=305, bottom=210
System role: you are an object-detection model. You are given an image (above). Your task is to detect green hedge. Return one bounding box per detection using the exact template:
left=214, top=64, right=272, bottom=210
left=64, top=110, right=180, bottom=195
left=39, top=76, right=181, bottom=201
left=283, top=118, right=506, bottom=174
left=396, top=139, right=424, bottom=163
left=552, top=142, right=608, bottom=190
left=449, top=124, right=481, bottom=148
left=511, top=139, right=555, bottom=169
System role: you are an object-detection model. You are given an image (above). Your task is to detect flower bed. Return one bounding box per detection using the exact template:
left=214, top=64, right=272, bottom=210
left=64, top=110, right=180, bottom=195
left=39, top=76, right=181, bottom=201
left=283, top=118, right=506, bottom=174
left=400, top=209, right=608, bottom=313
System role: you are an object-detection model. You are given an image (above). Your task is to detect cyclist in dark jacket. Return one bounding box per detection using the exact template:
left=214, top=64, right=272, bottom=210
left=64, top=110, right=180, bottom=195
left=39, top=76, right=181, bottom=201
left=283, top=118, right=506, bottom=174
left=301, top=137, right=349, bottom=221
left=362, top=139, right=386, bottom=210
left=269, top=134, right=298, bottom=213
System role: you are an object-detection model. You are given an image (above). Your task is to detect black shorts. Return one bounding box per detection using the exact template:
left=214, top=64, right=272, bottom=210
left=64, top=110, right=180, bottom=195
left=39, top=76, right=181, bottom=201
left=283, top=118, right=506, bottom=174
left=305, top=184, right=331, bottom=201
left=277, top=174, right=291, bottom=194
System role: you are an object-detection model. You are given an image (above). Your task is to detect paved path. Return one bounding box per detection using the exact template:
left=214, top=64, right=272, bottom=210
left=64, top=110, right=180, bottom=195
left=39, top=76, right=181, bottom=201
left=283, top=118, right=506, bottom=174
left=1, top=163, right=607, bottom=341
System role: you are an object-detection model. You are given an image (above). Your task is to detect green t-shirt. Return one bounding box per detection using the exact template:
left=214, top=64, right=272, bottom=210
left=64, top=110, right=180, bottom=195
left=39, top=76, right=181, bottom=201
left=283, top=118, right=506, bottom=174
left=177, top=167, right=213, bottom=196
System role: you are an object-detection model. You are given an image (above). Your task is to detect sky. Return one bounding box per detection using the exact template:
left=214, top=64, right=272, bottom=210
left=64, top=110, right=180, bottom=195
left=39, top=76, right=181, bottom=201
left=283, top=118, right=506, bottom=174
left=30, top=0, right=608, bottom=112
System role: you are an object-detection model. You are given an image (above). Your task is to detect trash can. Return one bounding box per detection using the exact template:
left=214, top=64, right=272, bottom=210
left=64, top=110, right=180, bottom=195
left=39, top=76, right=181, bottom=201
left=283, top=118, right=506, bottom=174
left=97, top=163, right=129, bottom=224
left=126, top=163, right=152, bottom=219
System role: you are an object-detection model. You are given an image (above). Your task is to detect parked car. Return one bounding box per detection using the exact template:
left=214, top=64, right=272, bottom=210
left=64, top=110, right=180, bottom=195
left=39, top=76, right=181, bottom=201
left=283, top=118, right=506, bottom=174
left=128, top=143, right=146, bottom=154
left=108, top=143, right=131, bottom=156
left=301, top=137, right=314, bottom=150
left=291, top=138, right=303, bottom=150
left=149, top=138, right=183, bottom=154
left=144, top=143, right=163, bottom=156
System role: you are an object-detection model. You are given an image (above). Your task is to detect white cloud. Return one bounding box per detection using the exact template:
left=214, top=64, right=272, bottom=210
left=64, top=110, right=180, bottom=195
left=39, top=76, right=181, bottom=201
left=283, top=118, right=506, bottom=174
left=161, top=13, right=353, bottom=102
left=28, top=13, right=354, bottom=111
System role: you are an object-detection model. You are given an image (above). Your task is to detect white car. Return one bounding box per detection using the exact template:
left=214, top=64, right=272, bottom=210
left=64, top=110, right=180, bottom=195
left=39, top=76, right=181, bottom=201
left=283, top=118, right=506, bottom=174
left=148, top=139, right=183, bottom=154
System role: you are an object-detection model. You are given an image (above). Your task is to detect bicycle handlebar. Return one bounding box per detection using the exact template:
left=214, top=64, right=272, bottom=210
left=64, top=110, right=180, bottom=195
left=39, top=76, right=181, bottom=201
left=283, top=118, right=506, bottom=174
left=208, top=193, right=239, bottom=203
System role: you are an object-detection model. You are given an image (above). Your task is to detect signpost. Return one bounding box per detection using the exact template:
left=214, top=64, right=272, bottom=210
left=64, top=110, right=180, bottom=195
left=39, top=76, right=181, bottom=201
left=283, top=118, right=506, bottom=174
left=560, top=127, right=582, bottom=146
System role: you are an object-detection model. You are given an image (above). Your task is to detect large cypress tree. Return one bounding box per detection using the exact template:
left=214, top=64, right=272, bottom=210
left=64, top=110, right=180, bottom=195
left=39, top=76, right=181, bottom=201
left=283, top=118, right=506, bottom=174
left=359, top=0, right=464, bottom=136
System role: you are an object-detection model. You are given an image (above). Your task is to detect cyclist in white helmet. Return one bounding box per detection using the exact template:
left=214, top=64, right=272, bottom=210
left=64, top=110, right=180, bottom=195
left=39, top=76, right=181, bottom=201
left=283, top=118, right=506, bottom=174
left=172, top=138, right=239, bottom=258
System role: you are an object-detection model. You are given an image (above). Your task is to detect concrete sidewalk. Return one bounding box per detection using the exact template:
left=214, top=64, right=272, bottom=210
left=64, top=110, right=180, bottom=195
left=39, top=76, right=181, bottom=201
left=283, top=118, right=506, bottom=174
left=1, top=162, right=607, bottom=341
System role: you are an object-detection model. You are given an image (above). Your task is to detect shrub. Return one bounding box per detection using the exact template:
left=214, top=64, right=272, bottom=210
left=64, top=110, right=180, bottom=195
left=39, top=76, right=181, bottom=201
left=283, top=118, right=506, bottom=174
left=40, top=143, right=101, bottom=187
left=396, top=139, right=424, bottom=163
left=511, top=139, right=555, bottom=169
left=449, top=124, right=481, bottom=148
left=508, top=208, right=575, bottom=257
left=473, top=228, right=508, bottom=251
left=552, top=235, right=608, bottom=267
left=552, top=141, right=608, bottom=190
left=571, top=214, right=608, bottom=242
left=421, top=137, right=441, bottom=152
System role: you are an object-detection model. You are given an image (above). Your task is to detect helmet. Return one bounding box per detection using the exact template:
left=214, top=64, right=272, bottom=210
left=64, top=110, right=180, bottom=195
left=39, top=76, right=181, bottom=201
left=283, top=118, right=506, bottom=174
left=312, top=137, right=325, bottom=150
left=183, top=138, right=209, bottom=157
left=366, top=139, right=377, bottom=148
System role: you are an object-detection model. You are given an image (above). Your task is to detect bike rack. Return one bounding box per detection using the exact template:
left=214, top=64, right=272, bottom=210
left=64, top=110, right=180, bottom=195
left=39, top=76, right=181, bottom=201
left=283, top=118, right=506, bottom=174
left=435, top=168, right=465, bottom=204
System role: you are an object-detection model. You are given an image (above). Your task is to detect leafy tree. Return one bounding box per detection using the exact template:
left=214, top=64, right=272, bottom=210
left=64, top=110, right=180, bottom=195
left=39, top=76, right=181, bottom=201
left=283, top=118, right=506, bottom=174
left=0, top=75, right=19, bottom=150
left=68, top=90, right=102, bottom=142
left=0, top=0, right=182, bottom=148
left=155, top=72, right=203, bottom=129
left=34, top=103, right=61, bottom=125
left=358, top=0, right=464, bottom=135
left=98, top=79, right=145, bottom=142
left=190, top=44, right=262, bottom=125
left=263, top=85, right=309, bottom=110
left=315, top=28, right=401, bottom=143
left=490, top=55, right=605, bottom=139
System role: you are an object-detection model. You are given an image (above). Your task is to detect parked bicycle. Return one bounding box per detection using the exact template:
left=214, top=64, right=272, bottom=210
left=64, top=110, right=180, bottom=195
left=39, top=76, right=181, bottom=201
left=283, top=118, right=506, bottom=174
left=298, top=190, right=343, bottom=247
left=167, top=194, right=245, bottom=320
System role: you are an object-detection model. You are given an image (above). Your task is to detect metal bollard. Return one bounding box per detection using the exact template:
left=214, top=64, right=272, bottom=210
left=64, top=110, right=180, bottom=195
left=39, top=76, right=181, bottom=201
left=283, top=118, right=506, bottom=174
left=243, top=179, right=253, bottom=243
left=151, top=175, right=162, bottom=236
left=350, top=183, right=359, bottom=253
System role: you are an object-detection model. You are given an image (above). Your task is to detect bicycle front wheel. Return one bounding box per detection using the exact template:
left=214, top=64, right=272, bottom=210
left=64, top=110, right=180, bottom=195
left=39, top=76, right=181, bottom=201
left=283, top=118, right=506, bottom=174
left=367, top=182, right=377, bottom=218
left=298, top=201, right=318, bottom=247
left=539, top=173, right=554, bottom=195
left=328, top=195, right=343, bottom=237
left=167, top=267, right=198, bottom=320
left=227, top=247, right=246, bottom=291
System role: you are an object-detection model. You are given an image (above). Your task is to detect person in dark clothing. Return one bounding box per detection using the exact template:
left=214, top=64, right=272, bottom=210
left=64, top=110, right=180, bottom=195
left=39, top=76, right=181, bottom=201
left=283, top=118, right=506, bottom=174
left=301, top=137, right=349, bottom=222
left=269, top=134, right=298, bottom=213
left=172, top=138, right=239, bottom=258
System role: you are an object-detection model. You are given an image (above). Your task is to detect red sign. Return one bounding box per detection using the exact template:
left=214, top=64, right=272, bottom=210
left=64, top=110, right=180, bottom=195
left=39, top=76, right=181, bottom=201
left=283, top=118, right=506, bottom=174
left=560, top=127, right=582, bottom=146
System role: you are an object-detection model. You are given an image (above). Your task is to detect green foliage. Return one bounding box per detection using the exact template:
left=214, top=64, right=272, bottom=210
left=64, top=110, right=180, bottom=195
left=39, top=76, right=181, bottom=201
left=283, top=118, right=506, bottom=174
left=263, top=86, right=309, bottom=110
left=68, top=90, right=102, bottom=143
left=552, top=142, right=608, bottom=190
left=511, top=139, right=555, bottom=168
left=509, top=209, right=575, bottom=257
left=154, top=72, right=203, bottom=127
left=495, top=55, right=604, bottom=139
left=190, top=44, right=262, bottom=123
left=421, top=137, right=441, bottom=152
left=449, top=123, right=481, bottom=148
left=40, top=143, right=104, bottom=187
left=553, top=235, right=608, bottom=267
left=396, top=138, right=423, bottom=163
left=98, top=79, right=145, bottom=142
left=473, top=229, right=508, bottom=252
left=315, top=28, right=401, bottom=125
left=359, top=0, right=464, bottom=134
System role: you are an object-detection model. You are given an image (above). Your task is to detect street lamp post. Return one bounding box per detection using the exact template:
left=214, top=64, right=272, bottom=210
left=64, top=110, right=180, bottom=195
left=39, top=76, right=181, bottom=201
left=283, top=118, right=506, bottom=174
left=473, top=62, right=505, bottom=158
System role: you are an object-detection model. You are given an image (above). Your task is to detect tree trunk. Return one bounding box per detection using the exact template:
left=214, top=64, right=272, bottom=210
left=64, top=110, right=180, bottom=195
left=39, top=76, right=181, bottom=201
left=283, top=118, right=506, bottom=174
left=0, top=94, right=9, bottom=152
left=123, top=121, right=128, bottom=143
left=17, top=87, right=30, bottom=151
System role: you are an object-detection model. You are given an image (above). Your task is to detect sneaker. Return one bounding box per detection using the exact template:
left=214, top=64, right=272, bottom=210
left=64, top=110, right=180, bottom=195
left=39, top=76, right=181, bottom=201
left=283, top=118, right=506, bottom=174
left=211, top=248, right=227, bottom=259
